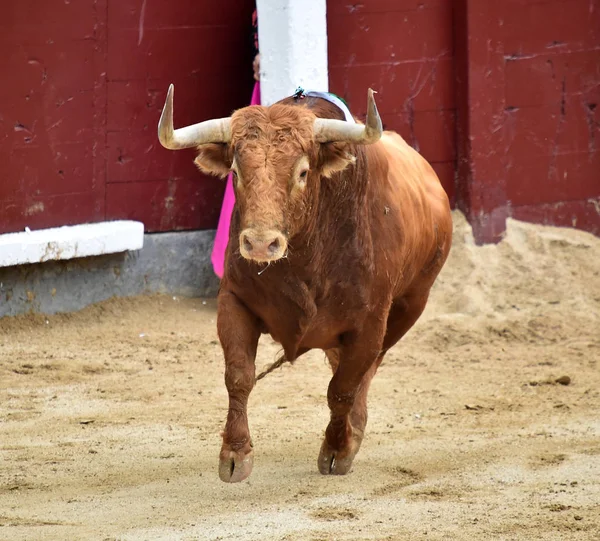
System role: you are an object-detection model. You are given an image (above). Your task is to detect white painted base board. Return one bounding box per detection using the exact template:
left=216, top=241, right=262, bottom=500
left=0, top=221, right=145, bottom=268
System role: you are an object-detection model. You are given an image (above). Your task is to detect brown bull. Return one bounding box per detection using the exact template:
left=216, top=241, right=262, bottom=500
left=158, top=85, right=452, bottom=483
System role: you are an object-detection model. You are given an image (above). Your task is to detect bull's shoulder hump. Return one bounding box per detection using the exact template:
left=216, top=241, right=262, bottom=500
left=380, top=131, right=411, bottom=152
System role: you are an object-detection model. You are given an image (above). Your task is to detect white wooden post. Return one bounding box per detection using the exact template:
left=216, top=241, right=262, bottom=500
left=255, top=0, right=329, bottom=106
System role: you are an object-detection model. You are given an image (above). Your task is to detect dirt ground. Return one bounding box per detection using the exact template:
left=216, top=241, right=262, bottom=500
left=1, top=211, right=599, bottom=541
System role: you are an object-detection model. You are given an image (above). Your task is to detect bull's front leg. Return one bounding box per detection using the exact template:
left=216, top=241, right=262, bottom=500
left=217, top=289, right=261, bottom=483
left=318, top=317, right=386, bottom=476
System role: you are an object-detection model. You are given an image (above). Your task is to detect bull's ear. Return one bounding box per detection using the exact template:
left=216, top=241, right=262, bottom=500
left=194, top=143, right=232, bottom=179
left=318, top=142, right=356, bottom=178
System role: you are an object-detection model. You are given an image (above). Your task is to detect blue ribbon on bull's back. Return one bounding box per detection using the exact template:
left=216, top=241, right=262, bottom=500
left=293, top=86, right=355, bottom=124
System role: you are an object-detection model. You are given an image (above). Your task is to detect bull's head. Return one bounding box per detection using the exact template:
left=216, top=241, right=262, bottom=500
left=157, top=85, right=382, bottom=264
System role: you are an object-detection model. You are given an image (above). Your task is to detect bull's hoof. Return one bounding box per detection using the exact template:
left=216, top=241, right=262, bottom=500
left=317, top=439, right=358, bottom=476
left=218, top=448, right=254, bottom=483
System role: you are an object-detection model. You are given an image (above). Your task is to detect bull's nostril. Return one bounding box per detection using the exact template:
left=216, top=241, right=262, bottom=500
left=268, top=238, right=280, bottom=254
left=243, top=236, right=253, bottom=253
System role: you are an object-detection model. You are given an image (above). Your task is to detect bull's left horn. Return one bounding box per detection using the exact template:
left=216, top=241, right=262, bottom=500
left=313, top=88, right=382, bottom=145
left=158, top=84, right=232, bottom=149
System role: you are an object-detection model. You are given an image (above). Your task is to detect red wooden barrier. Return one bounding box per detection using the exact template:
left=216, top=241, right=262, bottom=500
left=1, top=0, right=256, bottom=234
left=452, top=0, right=599, bottom=242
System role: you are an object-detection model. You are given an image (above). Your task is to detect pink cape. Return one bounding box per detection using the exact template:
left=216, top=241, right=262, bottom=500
left=211, top=82, right=261, bottom=278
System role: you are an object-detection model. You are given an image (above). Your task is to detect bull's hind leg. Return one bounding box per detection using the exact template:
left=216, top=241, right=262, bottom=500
left=381, top=292, right=430, bottom=352
left=217, top=290, right=261, bottom=483
left=319, top=293, right=430, bottom=476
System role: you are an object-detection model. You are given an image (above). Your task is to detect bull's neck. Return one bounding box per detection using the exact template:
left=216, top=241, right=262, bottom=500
left=292, top=147, right=376, bottom=275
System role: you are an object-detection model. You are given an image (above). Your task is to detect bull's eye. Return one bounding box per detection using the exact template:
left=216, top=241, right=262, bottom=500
left=292, top=157, right=310, bottom=190
left=298, top=170, right=308, bottom=185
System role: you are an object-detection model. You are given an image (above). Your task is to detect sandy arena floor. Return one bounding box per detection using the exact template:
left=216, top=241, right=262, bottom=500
left=1, top=211, right=599, bottom=541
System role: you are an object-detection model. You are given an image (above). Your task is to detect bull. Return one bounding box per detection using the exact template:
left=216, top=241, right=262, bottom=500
left=158, top=85, right=452, bottom=483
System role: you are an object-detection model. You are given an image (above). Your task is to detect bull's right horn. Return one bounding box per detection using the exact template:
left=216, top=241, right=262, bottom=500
left=158, top=84, right=232, bottom=149
left=313, top=88, right=382, bottom=145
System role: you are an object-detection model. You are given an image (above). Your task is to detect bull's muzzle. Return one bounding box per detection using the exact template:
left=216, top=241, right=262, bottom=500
left=239, top=229, right=287, bottom=263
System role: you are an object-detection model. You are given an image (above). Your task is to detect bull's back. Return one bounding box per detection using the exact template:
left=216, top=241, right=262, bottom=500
left=373, top=131, right=452, bottom=294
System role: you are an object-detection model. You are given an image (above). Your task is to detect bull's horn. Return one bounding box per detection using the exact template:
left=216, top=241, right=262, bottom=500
left=158, top=84, right=232, bottom=149
left=313, top=88, right=382, bottom=144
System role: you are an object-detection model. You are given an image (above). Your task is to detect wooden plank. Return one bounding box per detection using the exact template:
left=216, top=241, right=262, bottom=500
left=105, top=178, right=224, bottom=232
left=328, top=5, right=452, bottom=67
left=512, top=198, right=600, bottom=236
